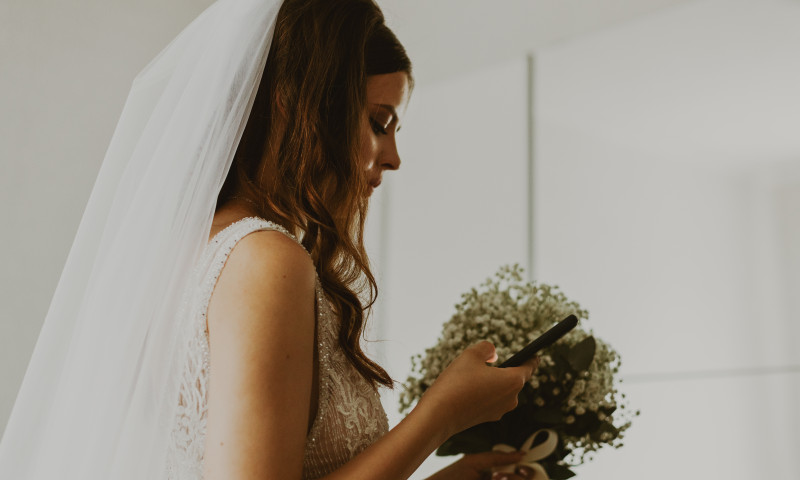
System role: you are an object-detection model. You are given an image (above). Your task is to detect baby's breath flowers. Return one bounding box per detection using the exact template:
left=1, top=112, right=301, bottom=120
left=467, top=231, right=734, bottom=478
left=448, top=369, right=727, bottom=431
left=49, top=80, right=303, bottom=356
left=399, top=265, right=638, bottom=479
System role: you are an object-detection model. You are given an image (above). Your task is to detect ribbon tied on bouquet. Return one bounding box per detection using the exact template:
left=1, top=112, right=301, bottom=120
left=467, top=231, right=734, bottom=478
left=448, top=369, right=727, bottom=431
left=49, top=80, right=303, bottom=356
left=491, top=429, right=558, bottom=480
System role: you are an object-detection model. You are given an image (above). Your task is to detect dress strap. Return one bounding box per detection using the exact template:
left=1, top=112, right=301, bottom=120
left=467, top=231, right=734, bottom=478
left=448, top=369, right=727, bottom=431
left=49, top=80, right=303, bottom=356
left=207, top=216, right=306, bottom=254
left=198, top=216, right=316, bottom=333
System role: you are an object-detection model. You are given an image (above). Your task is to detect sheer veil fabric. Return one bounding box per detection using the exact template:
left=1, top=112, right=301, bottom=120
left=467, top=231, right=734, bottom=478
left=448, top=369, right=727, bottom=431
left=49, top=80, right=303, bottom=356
left=0, top=0, right=282, bottom=478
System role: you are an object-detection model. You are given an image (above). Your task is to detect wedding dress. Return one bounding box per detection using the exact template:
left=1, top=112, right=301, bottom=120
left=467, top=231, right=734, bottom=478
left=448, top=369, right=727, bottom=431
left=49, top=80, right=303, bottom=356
left=165, top=216, right=389, bottom=479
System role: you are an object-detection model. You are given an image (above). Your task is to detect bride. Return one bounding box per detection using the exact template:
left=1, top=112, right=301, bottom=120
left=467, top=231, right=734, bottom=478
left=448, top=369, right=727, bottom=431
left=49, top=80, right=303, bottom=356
left=0, top=1, right=538, bottom=479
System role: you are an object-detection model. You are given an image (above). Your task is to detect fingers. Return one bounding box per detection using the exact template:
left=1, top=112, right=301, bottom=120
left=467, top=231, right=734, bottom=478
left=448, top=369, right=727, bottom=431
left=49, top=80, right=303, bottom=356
left=469, top=340, right=498, bottom=363
left=520, top=355, right=540, bottom=376
left=492, top=466, right=535, bottom=480
left=504, top=356, right=539, bottom=384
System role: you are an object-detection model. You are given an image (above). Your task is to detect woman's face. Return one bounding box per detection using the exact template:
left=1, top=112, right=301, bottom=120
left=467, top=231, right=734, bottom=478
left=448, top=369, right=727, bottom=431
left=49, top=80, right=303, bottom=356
left=361, top=72, right=411, bottom=196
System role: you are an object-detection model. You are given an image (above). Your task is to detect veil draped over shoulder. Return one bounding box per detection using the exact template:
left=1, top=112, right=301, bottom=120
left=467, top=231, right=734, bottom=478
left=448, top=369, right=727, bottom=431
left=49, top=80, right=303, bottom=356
left=0, top=0, right=283, bottom=477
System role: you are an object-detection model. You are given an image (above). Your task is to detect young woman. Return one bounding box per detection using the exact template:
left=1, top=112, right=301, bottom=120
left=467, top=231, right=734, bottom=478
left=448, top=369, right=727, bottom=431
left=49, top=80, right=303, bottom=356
left=180, top=2, right=542, bottom=479
left=0, top=1, right=538, bottom=479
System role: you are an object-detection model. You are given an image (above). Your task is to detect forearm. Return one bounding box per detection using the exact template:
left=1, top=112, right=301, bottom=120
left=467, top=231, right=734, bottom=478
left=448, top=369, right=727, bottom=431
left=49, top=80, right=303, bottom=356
left=320, top=402, right=449, bottom=480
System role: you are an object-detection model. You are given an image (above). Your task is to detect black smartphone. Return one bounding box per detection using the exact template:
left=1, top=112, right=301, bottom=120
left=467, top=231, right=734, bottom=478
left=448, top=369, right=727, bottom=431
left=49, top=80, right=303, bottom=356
left=497, top=314, right=578, bottom=368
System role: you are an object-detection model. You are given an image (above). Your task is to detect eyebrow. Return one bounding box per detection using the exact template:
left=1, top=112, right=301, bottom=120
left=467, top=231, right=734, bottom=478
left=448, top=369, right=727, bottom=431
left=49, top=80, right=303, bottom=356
left=375, top=103, right=402, bottom=132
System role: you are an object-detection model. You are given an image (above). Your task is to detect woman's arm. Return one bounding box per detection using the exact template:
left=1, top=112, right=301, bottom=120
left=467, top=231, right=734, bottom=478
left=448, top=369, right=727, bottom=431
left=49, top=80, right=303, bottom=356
left=203, top=230, right=317, bottom=480
left=319, top=342, right=537, bottom=480
left=201, top=229, right=537, bottom=480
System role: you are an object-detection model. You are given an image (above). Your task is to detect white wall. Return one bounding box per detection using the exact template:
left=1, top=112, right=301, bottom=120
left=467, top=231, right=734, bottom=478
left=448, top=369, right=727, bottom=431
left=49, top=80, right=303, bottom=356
left=532, top=121, right=799, bottom=478
left=525, top=0, right=800, bottom=477
left=532, top=123, right=798, bottom=374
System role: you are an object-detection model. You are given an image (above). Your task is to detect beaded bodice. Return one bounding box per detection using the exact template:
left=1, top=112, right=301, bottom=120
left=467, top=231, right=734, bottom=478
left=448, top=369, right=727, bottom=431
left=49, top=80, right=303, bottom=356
left=165, top=217, right=388, bottom=479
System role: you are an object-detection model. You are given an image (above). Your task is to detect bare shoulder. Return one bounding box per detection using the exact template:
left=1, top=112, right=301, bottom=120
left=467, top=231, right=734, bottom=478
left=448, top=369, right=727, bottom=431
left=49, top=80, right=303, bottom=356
left=206, top=227, right=317, bottom=342
left=226, top=228, right=314, bottom=286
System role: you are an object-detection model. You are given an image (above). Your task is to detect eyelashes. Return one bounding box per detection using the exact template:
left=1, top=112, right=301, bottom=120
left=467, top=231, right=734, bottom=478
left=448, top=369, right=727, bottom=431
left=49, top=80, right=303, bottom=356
left=370, top=118, right=388, bottom=136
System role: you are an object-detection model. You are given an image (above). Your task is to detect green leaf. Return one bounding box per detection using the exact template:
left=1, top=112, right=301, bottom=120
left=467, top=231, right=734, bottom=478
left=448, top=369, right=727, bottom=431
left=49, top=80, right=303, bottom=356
left=529, top=408, right=565, bottom=425
left=518, top=383, right=537, bottom=405
left=598, top=420, right=620, bottom=436
left=547, top=464, right=577, bottom=480
left=563, top=410, right=601, bottom=436
left=567, top=336, right=596, bottom=372
left=437, top=423, right=496, bottom=456
left=436, top=430, right=492, bottom=456
left=435, top=441, right=461, bottom=456
left=600, top=405, right=617, bottom=416
left=550, top=343, right=570, bottom=365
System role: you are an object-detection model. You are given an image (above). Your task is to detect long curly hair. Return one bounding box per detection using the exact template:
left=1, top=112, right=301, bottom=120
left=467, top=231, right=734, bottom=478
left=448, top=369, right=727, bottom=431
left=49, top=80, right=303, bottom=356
left=217, top=0, right=413, bottom=388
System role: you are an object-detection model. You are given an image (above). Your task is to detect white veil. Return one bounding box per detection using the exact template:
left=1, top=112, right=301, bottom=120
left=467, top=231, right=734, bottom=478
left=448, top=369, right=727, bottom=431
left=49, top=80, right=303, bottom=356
left=0, top=0, right=282, bottom=477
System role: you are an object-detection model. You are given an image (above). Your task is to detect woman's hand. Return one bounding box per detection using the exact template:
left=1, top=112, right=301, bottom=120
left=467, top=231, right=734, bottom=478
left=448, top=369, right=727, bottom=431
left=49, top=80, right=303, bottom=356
left=414, top=341, right=540, bottom=439
left=304, top=340, right=539, bottom=480
left=424, top=451, right=535, bottom=480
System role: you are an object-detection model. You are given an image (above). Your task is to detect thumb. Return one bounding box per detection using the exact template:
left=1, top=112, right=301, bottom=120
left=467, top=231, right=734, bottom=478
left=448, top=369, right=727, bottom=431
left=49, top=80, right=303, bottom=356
left=516, top=355, right=540, bottom=378
left=469, top=340, right=498, bottom=363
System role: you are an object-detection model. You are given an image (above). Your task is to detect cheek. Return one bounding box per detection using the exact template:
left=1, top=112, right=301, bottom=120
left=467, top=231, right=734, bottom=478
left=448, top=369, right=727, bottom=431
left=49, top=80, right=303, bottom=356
left=359, top=132, right=379, bottom=169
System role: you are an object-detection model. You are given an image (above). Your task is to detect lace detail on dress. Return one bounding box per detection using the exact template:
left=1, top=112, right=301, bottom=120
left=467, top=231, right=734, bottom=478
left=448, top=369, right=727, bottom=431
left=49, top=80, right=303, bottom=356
left=165, top=217, right=388, bottom=480
left=302, top=281, right=389, bottom=479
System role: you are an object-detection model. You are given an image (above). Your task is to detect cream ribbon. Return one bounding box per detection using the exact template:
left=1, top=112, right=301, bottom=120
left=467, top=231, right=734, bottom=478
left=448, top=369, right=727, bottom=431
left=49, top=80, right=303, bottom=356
left=491, top=429, right=558, bottom=480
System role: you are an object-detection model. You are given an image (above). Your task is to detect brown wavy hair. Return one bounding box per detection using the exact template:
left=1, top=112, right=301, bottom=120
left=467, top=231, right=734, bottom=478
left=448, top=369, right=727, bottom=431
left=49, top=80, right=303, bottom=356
left=216, top=0, right=412, bottom=388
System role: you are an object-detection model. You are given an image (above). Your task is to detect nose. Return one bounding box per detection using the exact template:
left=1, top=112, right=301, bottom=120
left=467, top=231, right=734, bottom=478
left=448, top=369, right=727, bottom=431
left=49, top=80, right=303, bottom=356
left=381, top=139, right=401, bottom=171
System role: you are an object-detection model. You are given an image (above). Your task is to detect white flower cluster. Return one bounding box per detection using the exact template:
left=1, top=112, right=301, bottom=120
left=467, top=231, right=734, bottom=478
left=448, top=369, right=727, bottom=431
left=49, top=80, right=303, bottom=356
left=399, top=264, right=637, bottom=465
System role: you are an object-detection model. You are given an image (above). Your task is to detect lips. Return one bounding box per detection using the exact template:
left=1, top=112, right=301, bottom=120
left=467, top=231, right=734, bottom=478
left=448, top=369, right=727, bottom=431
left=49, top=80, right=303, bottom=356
left=366, top=178, right=381, bottom=196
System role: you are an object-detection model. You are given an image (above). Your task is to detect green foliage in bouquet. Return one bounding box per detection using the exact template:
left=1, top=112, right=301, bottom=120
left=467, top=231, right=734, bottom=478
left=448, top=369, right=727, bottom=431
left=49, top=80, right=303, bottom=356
left=399, top=265, right=638, bottom=479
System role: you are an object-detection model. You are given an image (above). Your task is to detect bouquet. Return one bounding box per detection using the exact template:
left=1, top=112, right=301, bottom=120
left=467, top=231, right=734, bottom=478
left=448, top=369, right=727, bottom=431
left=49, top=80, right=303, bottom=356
left=399, top=265, right=638, bottom=479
